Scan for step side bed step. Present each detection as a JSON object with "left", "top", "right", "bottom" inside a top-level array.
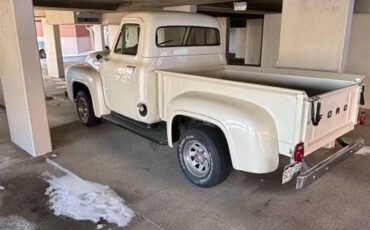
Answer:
[{"left": 102, "top": 113, "right": 168, "bottom": 145}]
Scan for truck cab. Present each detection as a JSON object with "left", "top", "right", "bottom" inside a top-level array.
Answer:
[{"left": 95, "top": 12, "right": 226, "bottom": 124}]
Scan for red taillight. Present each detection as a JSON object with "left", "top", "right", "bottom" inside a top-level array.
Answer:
[
  {"left": 359, "top": 112, "right": 366, "bottom": 125},
  {"left": 294, "top": 142, "right": 304, "bottom": 162}
]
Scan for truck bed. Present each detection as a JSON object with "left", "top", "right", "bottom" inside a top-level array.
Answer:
[
  {"left": 156, "top": 66, "right": 363, "bottom": 156},
  {"left": 188, "top": 66, "right": 360, "bottom": 97}
]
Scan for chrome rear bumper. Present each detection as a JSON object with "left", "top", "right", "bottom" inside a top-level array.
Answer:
[{"left": 296, "top": 138, "right": 364, "bottom": 190}]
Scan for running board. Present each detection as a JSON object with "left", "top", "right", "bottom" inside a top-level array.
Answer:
[{"left": 102, "top": 114, "right": 168, "bottom": 145}]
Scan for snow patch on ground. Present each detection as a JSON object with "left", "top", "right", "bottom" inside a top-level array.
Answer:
[
  {"left": 0, "top": 215, "right": 36, "bottom": 230},
  {"left": 0, "top": 155, "right": 18, "bottom": 174},
  {"left": 96, "top": 224, "right": 105, "bottom": 229},
  {"left": 43, "top": 159, "right": 135, "bottom": 228},
  {"left": 356, "top": 146, "right": 370, "bottom": 155}
]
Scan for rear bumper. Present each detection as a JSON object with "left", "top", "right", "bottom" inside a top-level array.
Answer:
[{"left": 296, "top": 138, "right": 364, "bottom": 190}]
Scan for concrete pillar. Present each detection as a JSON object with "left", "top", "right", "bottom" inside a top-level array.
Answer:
[
  {"left": 0, "top": 81, "right": 4, "bottom": 107},
  {"left": 235, "top": 28, "right": 246, "bottom": 58},
  {"left": 163, "top": 5, "right": 197, "bottom": 13},
  {"left": 0, "top": 0, "right": 52, "bottom": 156},
  {"left": 216, "top": 17, "right": 229, "bottom": 55},
  {"left": 244, "top": 19, "right": 263, "bottom": 65},
  {"left": 108, "top": 25, "right": 120, "bottom": 49},
  {"left": 42, "top": 19, "right": 65, "bottom": 78},
  {"left": 277, "top": 0, "right": 354, "bottom": 72},
  {"left": 93, "top": 24, "right": 105, "bottom": 51},
  {"left": 229, "top": 28, "right": 236, "bottom": 54},
  {"left": 261, "top": 14, "right": 282, "bottom": 68}
]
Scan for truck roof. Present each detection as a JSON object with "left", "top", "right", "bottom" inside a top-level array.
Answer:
[{"left": 122, "top": 11, "right": 220, "bottom": 28}]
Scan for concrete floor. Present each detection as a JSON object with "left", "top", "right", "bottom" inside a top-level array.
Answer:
[
  {"left": 1, "top": 102, "right": 370, "bottom": 229},
  {"left": 41, "top": 56, "right": 84, "bottom": 128},
  {"left": 43, "top": 77, "right": 79, "bottom": 129}
]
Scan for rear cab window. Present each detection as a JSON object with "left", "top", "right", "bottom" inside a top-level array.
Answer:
[{"left": 156, "top": 26, "right": 220, "bottom": 47}]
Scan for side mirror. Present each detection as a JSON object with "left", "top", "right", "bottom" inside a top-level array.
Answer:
[{"left": 93, "top": 54, "right": 103, "bottom": 66}]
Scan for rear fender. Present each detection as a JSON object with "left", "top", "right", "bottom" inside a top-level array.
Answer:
[{"left": 167, "top": 92, "right": 279, "bottom": 174}]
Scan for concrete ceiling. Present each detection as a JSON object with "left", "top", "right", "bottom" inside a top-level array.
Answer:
[
  {"left": 198, "top": 0, "right": 282, "bottom": 15},
  {"left": 33, "top": 0, "right": 282, "bottom": 12}
]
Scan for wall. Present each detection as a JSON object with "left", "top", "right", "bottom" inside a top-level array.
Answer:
[
  {"left": 244, "top": 19, "right": 263, "bottom": 65},
  {"left": 60, "top": 37, "right": 78, "bottom": 55},
  {"left": 45, "top": 10, "right": 75, "bottom": 25},
  {"left": 345, "top": 13, "right": 370, "bottom": 108},
  {"left": 354, "top": 0, "right": 370, "bottom": 13},
  {"left": 261, "top": 14, "right": 281, "bottom": 68},
  {"left": 234, "top": 28, "right": 246, "bottom": 58},
  {"left": 61, "top": 25, "right": 91, "bottom": 55},
  {"left": 216, "top": 17, "right": 228, "bottom": 54},
  {"left": 102, "top": 12, "right": 127, "bottom": 25},
  {"left": 108, "top": 25, "right": 120, "bottom": 49},
  {"left": 163, "top": 5, "right": 197, "bottom": 12},
  {"left": 77, "top": 37, "right": 92, "bottom": 53},
  {"left": 229, "top": 28, "right": 236, "bottom": 54},
  {"left": 35, "top": 22, "right": 43, "bottom": 36},
  {"left": 278, "top": 0, "right": 354, "bottom": 72},
  {"left": 35, "top": 22, "right": 92, "bottom": 55},
  {"left": 260, "top": 13, "right": 370, "bottom": 108},
  {"left": 0, "top": 80, "right": 4, "bottom": 107}
]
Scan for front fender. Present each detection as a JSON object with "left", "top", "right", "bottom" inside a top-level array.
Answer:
[
  {"left": 167, "top": 92, "right": 279, "bottom": 174},
  {"left": 66, "top": 64, "right": 110, "bottom": 117}
]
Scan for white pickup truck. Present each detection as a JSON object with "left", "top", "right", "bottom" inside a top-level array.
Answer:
[{"left": 66, "top": 11, "right": 365, "bottom": 189}]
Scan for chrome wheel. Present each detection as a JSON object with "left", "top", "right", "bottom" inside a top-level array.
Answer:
[
  {"left": 77, "top": 97, "right": 89, "bottom": 122},
  {"left": 183, "top": 140, "right": 211, "bottom": 178}
]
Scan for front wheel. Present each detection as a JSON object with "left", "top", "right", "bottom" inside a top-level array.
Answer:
[
  {"left": 76, "top": 91, "right": 101, "bottom": 126},
  {"left": 177, "top": 126, "right": 231, "bottom": 188}
]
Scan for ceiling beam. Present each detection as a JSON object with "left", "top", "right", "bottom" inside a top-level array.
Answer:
[
  {"left": 197, "top": 5, "right": 278, "bottom": 15},
  {"left": 33, "top": 0, "right": 120, "bottom": 10}
]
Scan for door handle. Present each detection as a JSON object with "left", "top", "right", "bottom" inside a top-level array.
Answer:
[
  {"left": 117, "top": 66, "right": 136, "bottom": 75},
  {"left": 126, "top": 65, "right": 136, "bottom": 69}
]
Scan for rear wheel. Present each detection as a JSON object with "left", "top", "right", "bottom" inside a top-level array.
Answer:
[
  {"left": 76, "top": 90, "right": 101, "bottom": 126},
  {"left": 177, "top": 126, "right": 231, "bottom": 188}
]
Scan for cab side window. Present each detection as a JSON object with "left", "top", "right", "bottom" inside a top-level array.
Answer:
[{"left": 114, "top": 24, "right": 140, "bottom": 56}]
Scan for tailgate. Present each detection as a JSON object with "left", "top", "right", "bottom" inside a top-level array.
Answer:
[{"left": 304, "top": 84, "right": 361, "bottom": 154}]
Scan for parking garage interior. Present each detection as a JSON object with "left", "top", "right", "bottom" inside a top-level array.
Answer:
[{"left": 1, "top": 0, "right": 370, "bottom": 229}]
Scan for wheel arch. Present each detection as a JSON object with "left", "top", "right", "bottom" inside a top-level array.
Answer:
[
  {"left": 66, "top": 64, "right": 110, "bottom": 117},
  {"left": 72, "top": 82, "right": 89, "bottom": 99},
  {"left": 166, "top": 92, "right": 279, "bottom": 174},
  {"left": 169, "top": 111, "right": 237, "bottom": 167}
]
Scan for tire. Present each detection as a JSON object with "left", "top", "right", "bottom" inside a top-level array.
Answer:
[
  {"left": 177, "top": 126, "right": 231, "bottom": 188},
  {"left": 39, "top": 49, "right": 46, "bottom": 59},
  {"left": 76, "top": 90, "right": 101, "bottom": 126}
]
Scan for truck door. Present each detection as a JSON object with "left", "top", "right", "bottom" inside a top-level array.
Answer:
[{"left": 101, "top": 21, "right": 141, "bottom": 119}]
